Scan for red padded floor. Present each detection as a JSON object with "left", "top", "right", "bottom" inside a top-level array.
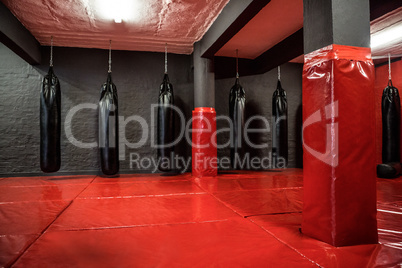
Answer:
[
  {"left": 14, "top": 219, "right": 317, "bottom": 268},
  {"left": 0, "top": 170, "right": 401, "bottom": 267}
]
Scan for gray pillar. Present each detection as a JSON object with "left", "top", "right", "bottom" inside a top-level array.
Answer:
[
  {"left": 302, "top": 0, "right": 377, "bottom": 247},
  {"left": 193, "top": 41, "right": 215, "bottom": 108},
  {"left": 303, "top": 0, "right": 370, "bottom": 54}
]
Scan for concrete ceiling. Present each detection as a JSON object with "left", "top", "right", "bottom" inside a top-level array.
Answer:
[
  {"left": 0, "top": 0, "right": 230, "bottom": 54},
  {"left": 0, "top": 0, "right": 400, "bottom": 69}
]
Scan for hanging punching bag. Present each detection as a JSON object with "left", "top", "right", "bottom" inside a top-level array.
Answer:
[
  {"left": 272, "top": 79, "right": 288, "bottom": 168},
  {"left": 157, "top": 73, "right": 175, "bottom": 171},
  {"left": 382, "top": 80, "right": 400, "bottom": 163},
  {"left": 377, "top": 80, "right": 401, "bottom": 178},
  {"left": 229, "top": 77, "right": 245, "bottom": 168},
  {"left": 99, "top": 58, "right": 119, "bottom": 176},
  {"left": 40, "top": 66, "right": 61, "bottom": 173}
]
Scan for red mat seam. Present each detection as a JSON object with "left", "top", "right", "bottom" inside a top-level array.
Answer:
[
  {"left": 192, "top": 178, "right": 321, "bottom": 265},
  {"left": 76, "top": 192, "right": 208, "bottom": 200},
  {"left": 244, "top": 211, "right": 302, "bottom": 218},
  {"left": 45, "top": 219, "right": 232, "bottom": 232},
  {"left": 247, "top": 217, "right": 323, "bottom": 268},
  {"left": 208, "top": 186, "right": 303, "bottom": 194},
  {"left": 92, "top": 179, "right": 191, "bottom": 184},
  {"left": 8, "top": 175, "right": 97, "bottom": 267},
  {"left": 0, "top": 183, "right": 92, "bottom": 188},
  {"left": 192, "top": 179, "right": 248, "bottom": 219}
]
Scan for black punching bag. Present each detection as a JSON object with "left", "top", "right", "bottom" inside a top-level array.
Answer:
[
  {"left": 157, "top": 73, "right": 175, "bottom": 171},
  {"left": 99, "top": 72, "right": 119, "bottom": 175},
  {"left": 40, "top": 66, "right": 61, "bottom": 172},
  {"left": 377, "top": 80, "right": 401, "bottom": 178},
  {"left": 229, "top": 76, "right": 245, "bottom": 168},
  {"left": 382, "top": 80, "right": 400, "bottom": 163},
  {"left": 272, "top": 79, "right": 288, "bottom": 168}
]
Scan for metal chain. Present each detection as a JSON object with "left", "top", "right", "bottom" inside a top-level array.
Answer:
[
  {"left": 108, "top": 40, "right": 112, "bottom": 73},
  {"left": 278, "top": 65, "right": 281, "bottom": 81},
  {"left": 165, "top": 43, "right": 168, "bottom": 74},
  {"left": 50, "top": 36, "right": 53, "bottom": 67},
  {"left": 236, "top": 49, "right": 239, "bottom": 78},
  {"left": 388, "top": 53, "right": 391, "bottom": 81}
]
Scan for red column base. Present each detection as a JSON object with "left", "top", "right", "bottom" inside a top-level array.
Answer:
[
  {"left": 192, "top": 107, "right": 217, "bottom": 178},
  {"left": 302, "top": 44, "right": 378, "bottom": 246}
]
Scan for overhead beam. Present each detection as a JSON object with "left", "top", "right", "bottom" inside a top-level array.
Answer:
[
  {"left": 215, "top": 0, "right": 402, "bottom": 79},
  {"left": 200, "top": 0, "right": 271, "bottom": 59},
  {"left": 214, "top": 56, "right": 255, "bottom": 79},
  {"left": 0, "top": 1, "right": 41, "bottom": 65},
  {"left": 215, "top": 29, "right": 303, "bottom": 79},
  {"left": 254, "top": 28, "right": 304, "bottom": 74}
]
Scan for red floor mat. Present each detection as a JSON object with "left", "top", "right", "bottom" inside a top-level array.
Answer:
[
  {"left": 0, "top": 175, "right": 95, "bottom": 187},
  {"left": 249, "top": 213, "right": 402, "bottom": 267},
  {"left": 92, "top": 173, "right": 192, "bottom": 183},
  {"left": 0, "top": 184, "right": 91, "bottom": 203},
  {"left": 49, "top": 194, "right": 239, "bottom": 231},
  {"left": 213, "top": 188, "right": 303, "bottom": 217},
  {"left": 0, "top": 200, "right": 70, "bottom": 235},
  {"left": 377, "top": 202, "right": 402, "bottom": 246},
  {"left": 0, "top": 170, "right": 401, "bottom": 267},
  {"left": 79, "top": 180, "right": 205, "bottom": 199},
  {"left": 377, "top": 177, "right": 402, "bottom": 203},
  {"left": 14, "top": 219, "right": 317, "bottom": 268},
  {"left": 0, "top": 234, "right": 38, "bottom": 268},
  {"left": 194, "top": 174, "right": 303, "bottom": 192}
]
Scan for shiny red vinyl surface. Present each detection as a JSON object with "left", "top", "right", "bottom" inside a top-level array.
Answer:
[
  {"left": 302, "top": 44, "right": 378, "bottom": 246},
  {"left": 192, "top": 107, "right": 218, "bottom": 178},
  {"left": 0, "top": 171, "right": 401, "bottom": 267}
]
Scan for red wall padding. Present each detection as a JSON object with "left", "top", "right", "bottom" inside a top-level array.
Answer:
[
  {"left": 302, "top": 44, "right": 378, "bottom": 246},
  {"left": 375, "top": 60, "right": 402, "bottom": 164},
  {"left": 192, "top": 107, "right": 217, "bottom": 178}
]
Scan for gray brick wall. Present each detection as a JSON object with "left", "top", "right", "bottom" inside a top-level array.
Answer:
[
  {"left": 0, "top": 43, "right": 302, "bottom": 176},
  {"left": 215, "top": 63, "right": 303, "bottom": 168},
  {"left": 0, "top": 44, "right": 194, "bottom": 175}
]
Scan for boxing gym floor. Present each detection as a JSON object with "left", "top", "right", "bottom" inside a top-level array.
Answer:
[{"left": 0, "top": 169, "right": 401, "bottom": 267}]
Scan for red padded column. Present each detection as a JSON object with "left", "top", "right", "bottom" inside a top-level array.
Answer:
[
  {"left": 192, "top": 107, "right": 217, "bottom": 178},
  {"left": 302, "top": 44, "right": 378, "bottom": 246}
]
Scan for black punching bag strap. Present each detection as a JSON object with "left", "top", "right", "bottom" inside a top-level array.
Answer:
[
  {"left": 40, "top": 36, "right": 61, "bottom": 173},
  {"left": 272, "top": 66, "right": 288, "bottom": 168},
  {"left": 99, "top": 40, "right": 119, "bottom": 175},
  {"left": 158, "top": 44, "right": 175, "bottom": 171},
  {"left": 229, "top": 49, "right": 246, "bottom": 169}
]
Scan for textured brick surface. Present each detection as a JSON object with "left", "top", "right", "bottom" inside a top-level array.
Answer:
[
  {"left": 0, "top": 44, "right": 302, "bottom": 175},
  {"left": 0, "top": 44, "right": 194, "bottom": 175}
]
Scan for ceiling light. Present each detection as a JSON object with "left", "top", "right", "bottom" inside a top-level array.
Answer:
[
  {"left": 371, "top": 22, "right": 402, "bottom": 49},
  {"left": 96, "top": 0, "right": 139, "bottom": 23}
]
